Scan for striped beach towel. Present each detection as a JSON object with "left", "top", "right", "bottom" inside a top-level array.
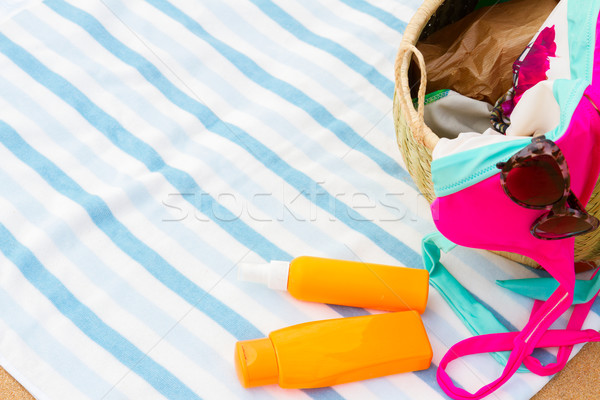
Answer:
[{"left": 0, "top": 0, "right": 593, "bottom": 399}]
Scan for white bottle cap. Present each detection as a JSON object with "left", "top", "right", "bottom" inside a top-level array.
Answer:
[{"left": 237, "top": 260, "right": 290, "bottom": 291}]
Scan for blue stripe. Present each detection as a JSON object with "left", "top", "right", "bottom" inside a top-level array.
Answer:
[
  {"left": 0, "top": 120, "right": 263, "bottom": 341},
  {"left": 0, "top": 66, "right": 351, "bottom": 340},
  {"left": 0, "top": 224, "right": 200, "bottom": 400},
  {"left": 77, "top": 0, "right": 416, "bottom": 196},
  {"left": 160, "top": 324, "right": 278, "bottom": 399},
  {"left": 0, "top": 170, "right": 278, "bottom": 399},
  {"left": 338, "top": 0, "right": 407, "bottom": 33},
  {"left": 0, "top": 116, "right": 342, "bottom": 400},
  {"left": 0, "top": 30, "right": 288, "bottom": 265},
  {"left": 241, "top": 0, "right": 395, "bottom": 97},
  {"left": 327, "top": 304, "right": 371, "bottom": 317},
  {"left": 290, "top": 0, "right": 397, "bottom": 62},
  {"left": 151, "top": 0, "right": 390, "bottom": 126},
  {"left": 0, "top": 73, "right": 249, "bottom": 276},
  {"left": 141, "top": 0, "right": 405, "bottom": 180},
  {"left": 0, "top": 149, "right": 339, "bottom": 400},
  {"left": 41, "top": 0, "right": 423, "bottom": 269},
  {"left": 412, "top": 364, "right": 449, "bottom": 397},
  {"left": 303, "top": 388, "right": 347, "bottom": 400},
  {"left": 0, "top": 287, "right": 118, "bottom": 398},
  {"left": 0, "top": 171, "right": 179, "bottom": 334},
  {"left": 8, "top": 11, "right": 358, "bottom": 264}
]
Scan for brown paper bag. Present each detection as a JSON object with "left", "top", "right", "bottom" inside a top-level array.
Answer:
[{"left": 415, "top": 0, "right": 559, "bottom": 104}]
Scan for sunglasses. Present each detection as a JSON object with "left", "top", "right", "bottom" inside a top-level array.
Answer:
[{"left": 496, "top": 135, "right": 599, "bottom": 240}]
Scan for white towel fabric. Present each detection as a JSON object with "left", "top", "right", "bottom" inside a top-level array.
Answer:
[{"left": 0, "top": 1, "right": 591, "bottom": 399}]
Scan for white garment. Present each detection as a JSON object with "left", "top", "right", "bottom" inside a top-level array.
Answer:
[
  {"left": 432, "top": 128, "right": 526, "bottom": 160},
  {"left": 506, "top": 81, "right": 562, "bottom": 136},
  {"left": 422, "top": 90, "right": 493, "bottom": 139}
]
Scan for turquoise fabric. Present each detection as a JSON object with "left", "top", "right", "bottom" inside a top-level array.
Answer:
[
  {"left": 431, "top": 0, "right": 600, "bottom": 197},
  {"left": 422, "top": 232, "right": 527, "bottom": 372},
  {"left": 497, "top": 273, "right": 600, "bottom": 304},
  {"left": 551, "top": 79, "right": 588, "bottom": 140},
  {"left": 432, "top": 138, "right": 529, "bottom": 197}
]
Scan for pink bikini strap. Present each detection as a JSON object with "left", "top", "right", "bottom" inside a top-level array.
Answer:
[
  {"left": 523, "top": 293, "right": 597, "bottom": 375},
  {"left": 519, "top": 269, "right": 599, "bottom": 376},
  {"left": 437, "top": 286, "right": 600, "bottom": 399},
  {"left": 438, "top": 328, "right": 600, "bottom": 399}
]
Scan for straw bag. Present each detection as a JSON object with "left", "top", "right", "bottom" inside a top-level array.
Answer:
[
  {"left": 393, "top": 0, "right": 600, "bottom": 269},
  {"left": 397, "top": 1, "right": 600, "bottom": 397}
]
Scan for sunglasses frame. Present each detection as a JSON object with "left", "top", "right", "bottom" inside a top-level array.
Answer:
[{"left": 496, "top": 136, "right": 599, "bottom": 240}]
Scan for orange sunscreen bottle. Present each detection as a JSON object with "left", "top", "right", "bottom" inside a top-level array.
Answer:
[
  {"left": 238, "top": 256, "right": 429, "bottom": 313},
  {"left": 235, "top": 310, "right": 432, "bottom": 388}
]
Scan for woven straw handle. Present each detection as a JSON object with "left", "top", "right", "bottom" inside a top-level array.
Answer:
[
  {"left": 395, "top": 43, "right": 438, "bottom": 148},
  {"left": 398, "top": 44, "right": 427, "bottom": 129},
  {"left": 394, "top": 0, "right": 444, "bottom": 150}
]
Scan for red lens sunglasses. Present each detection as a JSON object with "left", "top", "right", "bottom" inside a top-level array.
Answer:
[{"left": 496, "top": 135, "right": 599, "bottom": 240}]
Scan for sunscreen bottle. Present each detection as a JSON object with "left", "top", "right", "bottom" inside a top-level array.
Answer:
[
  {"left": 235, "top": 311, "right": 432, "bottom": 388},
  {"left": 238, "top": 256, "right": 429, "bottom": 313}
]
